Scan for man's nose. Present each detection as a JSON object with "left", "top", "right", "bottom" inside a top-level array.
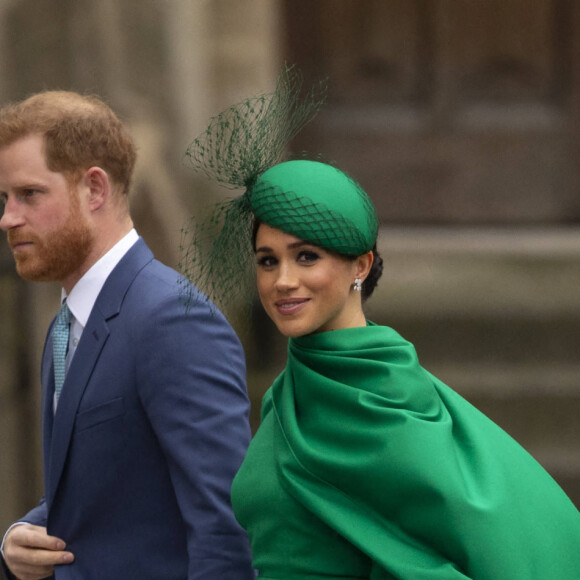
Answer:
[{"left": 0, "top": 198, "right": 25, "bottom": 231}]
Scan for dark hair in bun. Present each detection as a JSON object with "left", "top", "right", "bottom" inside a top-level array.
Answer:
[{"left": 361, "top": 245, "right": 383, "bottom": 302}]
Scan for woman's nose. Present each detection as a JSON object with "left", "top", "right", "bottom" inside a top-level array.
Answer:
[{"left": 274, "top": 263, "right": 299, "bottom": 290}]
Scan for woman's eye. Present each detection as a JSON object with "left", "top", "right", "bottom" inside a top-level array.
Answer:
[
  {"left": 297, "top": 250, "right": 319, "bottom": 264},
  {"left": 257, "top": 255, "right": 277, "bottom": 268}
]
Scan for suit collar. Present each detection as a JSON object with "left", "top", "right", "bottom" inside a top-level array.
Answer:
[
  {"left": 91, "top": 237, "right": 153, "bottom": 320},
  {"left": 64, "top": 229, "right": 140, "bottom": 327}
]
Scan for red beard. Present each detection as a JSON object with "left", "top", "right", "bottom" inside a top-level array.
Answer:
[{"left": 7, "top": 198, "right": 94, "bottom": 284}]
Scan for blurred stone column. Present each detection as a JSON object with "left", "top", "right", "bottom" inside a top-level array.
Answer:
[{"left": 0, "top": 268, "right": 56, "bottom": 533}]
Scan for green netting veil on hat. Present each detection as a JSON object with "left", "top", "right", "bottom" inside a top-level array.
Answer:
[
  {"left": 180, "top": 66, "right": 378, "bottom": 313},
  {"left": 251, "top": 160, "right": 378, "bottom": 255}
]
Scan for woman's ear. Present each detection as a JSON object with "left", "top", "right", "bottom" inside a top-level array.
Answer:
[
  {"left": 83, "top": 166, "right": 111, "bottom": 212},
  {"left": 355, "top": 250, "right": 374, "bottom": 281}
]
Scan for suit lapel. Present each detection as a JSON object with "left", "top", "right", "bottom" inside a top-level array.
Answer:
[
  {"left": 44, "top": 238, "right": 154, "bottom": 504},
  {"left": 46, "top": 317, "right": 110, "bottom": 502},
  {"left": 41, "top": 330, "right": 55, "bottom": 497}
]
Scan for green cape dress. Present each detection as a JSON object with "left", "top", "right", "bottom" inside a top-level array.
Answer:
[{"left": 232, "top": 323, "right": 580, "bottom": 579}]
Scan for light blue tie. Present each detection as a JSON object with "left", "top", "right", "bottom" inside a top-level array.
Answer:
[{"left": 52, "top": 302, "right": 71, "bottom": 401}]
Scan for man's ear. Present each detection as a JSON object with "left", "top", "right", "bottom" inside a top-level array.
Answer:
[
  {"left": 83, "top": 166, "right": 110, "bottom": 212},
  {"left": 355, "top": 250, "right": 374, "bottom": 282}
]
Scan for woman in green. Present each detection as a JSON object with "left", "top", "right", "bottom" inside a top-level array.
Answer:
[{"left": 184, "top": 69, "right": 580, "bottom": 579}]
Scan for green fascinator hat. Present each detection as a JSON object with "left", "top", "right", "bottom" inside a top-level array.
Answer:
[
  {"left": 251, "top": 159, "right": 378, "bottom": 256},
  {"left": 181, "top": 66, "right": 378, "bottom": 312}
]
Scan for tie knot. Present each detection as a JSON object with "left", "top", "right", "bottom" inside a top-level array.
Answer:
[{"left": 56, "top": 302, "right": 72, "bottom": 325}]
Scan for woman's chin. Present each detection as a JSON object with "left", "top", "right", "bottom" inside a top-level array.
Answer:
[{"left": 272, "top": 320, "right": 312, "bottom": 339}]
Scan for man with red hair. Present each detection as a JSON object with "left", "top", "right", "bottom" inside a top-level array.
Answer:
[{"left": 0, "top": 91, "right": 253, "bottom": 579}]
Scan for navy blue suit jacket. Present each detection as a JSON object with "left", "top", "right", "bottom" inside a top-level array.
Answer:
[{"left": 9, "top": 239, "right": 253, "bottom": 579}]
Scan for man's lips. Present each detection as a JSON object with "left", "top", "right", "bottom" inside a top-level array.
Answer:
[
  {"left": 9, "top": 240, "right": 33, "bottom": 252},
  {"left": 274, "top": 298, "right": 310, "bottom": 315},
  {"left": 7, "top": 232, "right": 35, "bottom": 252}
]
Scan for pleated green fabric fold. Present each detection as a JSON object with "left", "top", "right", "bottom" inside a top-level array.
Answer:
[{"left": 257, "top": 323, "right": 580, "bottom": 578}]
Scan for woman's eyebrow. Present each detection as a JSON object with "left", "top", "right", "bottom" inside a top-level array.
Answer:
[
  {"left": 288, "top": 241, "right": 317, "bottom": 251},
  {"left": 255, "top": 246, "right": 273, "bottom": 253},
  {"left": 255, "top": 240, "right": 314, "bottom": 253}
]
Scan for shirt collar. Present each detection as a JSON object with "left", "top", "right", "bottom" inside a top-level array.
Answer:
[{"left": 62, "top": 229, "right": 139, "bottom": 327}]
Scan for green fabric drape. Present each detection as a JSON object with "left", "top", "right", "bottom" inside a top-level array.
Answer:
[{"left": 254, "top": 323, "right": 580, "bottom": 578}]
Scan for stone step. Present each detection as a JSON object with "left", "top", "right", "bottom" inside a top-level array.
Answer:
[
  {"left": 370, "top": 226, "right": 580, "bottom": 320},
  {"left": 427, "top": 363, "right": 580, "bottom": 396},
  {"left": 438, "top": 366, "right": 580, "bottom": 460},
  {"left": 389, "top": 315, "right": 580, "bottom": 366}
]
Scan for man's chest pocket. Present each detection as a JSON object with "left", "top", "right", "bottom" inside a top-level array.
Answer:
[{"left": 74, "top": 397, "right": 126, "bottom": 433}]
